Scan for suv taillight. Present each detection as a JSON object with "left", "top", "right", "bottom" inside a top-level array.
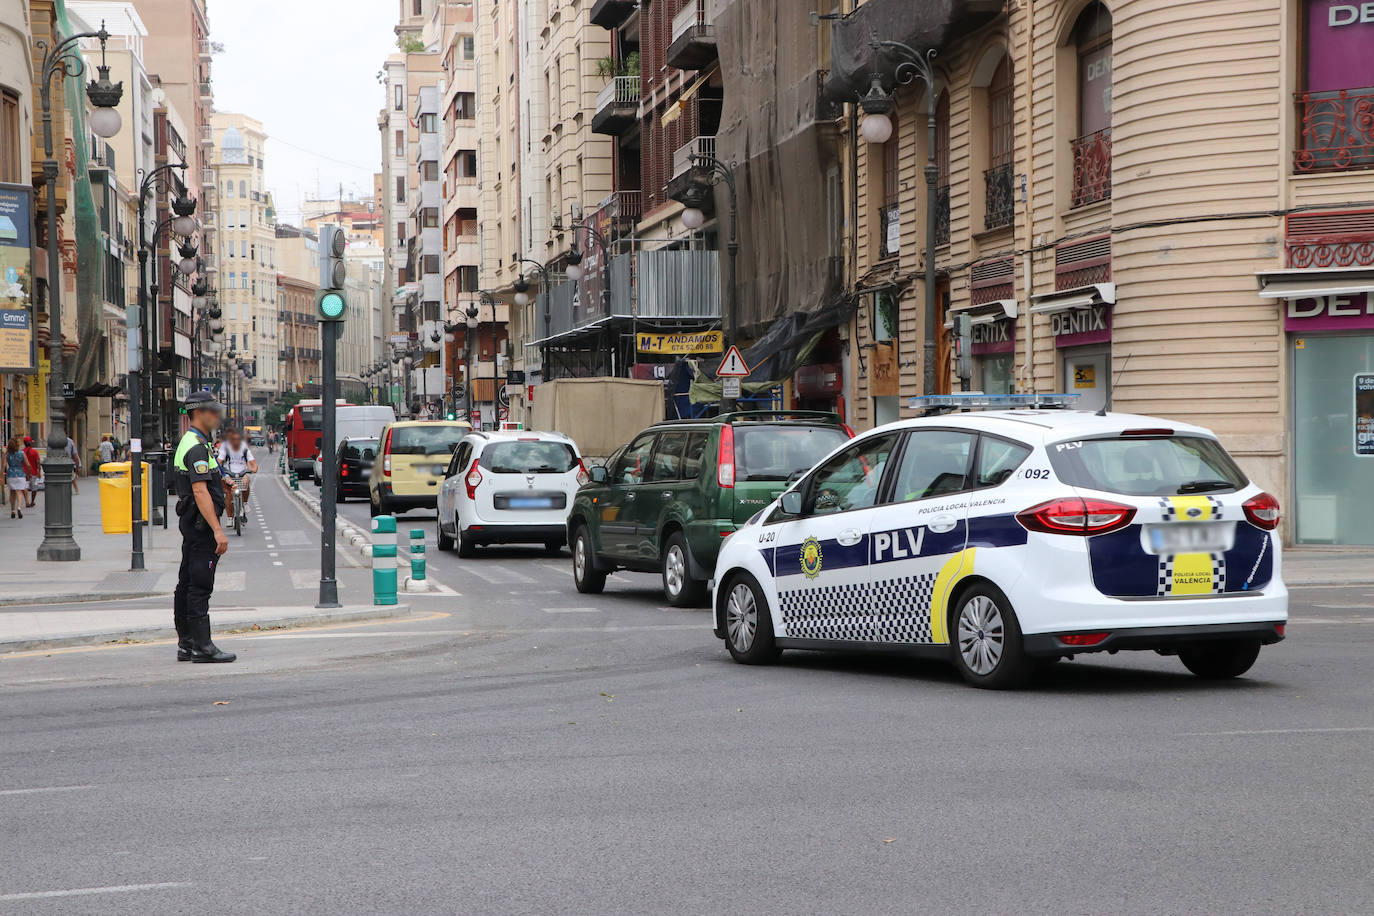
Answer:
[
  {"left": 1243, "top": 492, "right": 1281, "bottom": 530},
  {"left": 1016, "top": 497, "right": 1135, "bottom": 536},
  {"left": 841, "top": 423, "right": 856, "bottom": 438},
  {"left": 576, "top": 460, "right": 590, "bottom": 487},
  {"left": 717, "top": 425, "right": 735, "bottom": 489},
  {"left": 464, "top": 459, "right": 483, "bottom": 500}
]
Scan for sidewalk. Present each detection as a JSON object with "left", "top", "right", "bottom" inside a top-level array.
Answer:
[
  {"left": 1282, "top": 547, "right": 1374, "bottom": 587},
  {"left": 0, "top": 481, "right": 180, "bottom": 605}
]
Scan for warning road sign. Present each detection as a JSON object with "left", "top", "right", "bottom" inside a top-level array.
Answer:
[{"left": 716, "top": 345, "right": 750, "bottom": 377}]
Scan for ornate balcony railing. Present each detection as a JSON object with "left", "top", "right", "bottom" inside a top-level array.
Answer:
[
  {"left": 1071, "top": 128, "right": 1112, "bottom": 209},
  {"left": 1295, "top": 87, "right": 1374, "bottom": 173},
  {"left": 984, "top": 163, "right": 1014, "bottom": 230},
  {"left": 935, "top": 184, "right": 950, "bottom": 247}
]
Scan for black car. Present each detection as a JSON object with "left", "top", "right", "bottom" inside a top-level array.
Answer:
[{"left": 336, "top": 437, "right": 379, "bottom": 502}]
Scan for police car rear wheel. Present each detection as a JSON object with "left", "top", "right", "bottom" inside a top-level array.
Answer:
[
  {"left": 950, "top": 585, "right": 1031, "bottom": 689},
  {"left": 723, "top": 574, "right": 780, "bottom": 665},
  {"left": 1179, "top": 639, "right": 1261, "bottom": 679}
]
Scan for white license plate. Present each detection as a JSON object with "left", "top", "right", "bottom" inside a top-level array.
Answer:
[
  {"left": 1145, "top": 522, "right": 1234, "bottom": 555},
  {"left": 509, "top": 497, "right": 553, "bottom": 509}
]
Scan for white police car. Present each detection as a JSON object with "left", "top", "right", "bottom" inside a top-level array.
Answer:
[{"left": 711, "top": 407, "right": 1287, "bottom": 688}]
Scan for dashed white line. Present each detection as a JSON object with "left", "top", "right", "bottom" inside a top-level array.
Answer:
[
  {"left": 0, "top": 883, "right": 191, "bottom": 902},
  {"left": 1180, "top": 726, "right": 1374, "bottom": 737},
  {"left": 272, "top": 561, "right": 283, "bottom": 566},
  {"left": 0, "top": 784, "right": 94, "bottom": 797},
  {"left": 542, "top": 607, "right": 600, "bottom": 613}
]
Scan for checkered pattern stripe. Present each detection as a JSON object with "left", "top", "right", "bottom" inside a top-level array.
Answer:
[
  {"left": 1157, "top": 496, "right": 1226, "bottom": 521},
  {"left": 1156, "top": 555, "right": 1172, "bottom": 596},
  {"left": 1212, "top": 554, "right": 1226, "bottom": 594},
  {"left": 779, "top": 573, "right": 939, "bottom": 644}
]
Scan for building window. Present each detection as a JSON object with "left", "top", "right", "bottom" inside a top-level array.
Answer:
[
  {"left": 1070, "top": 3, "right": 1112, "bottom": 208},
  {"left": 396, "top": 221, "right": 405, "bottom": 242},
  {"left": 0, "top": 90, "right": 18, "bottom": 183},
  {"left": 935, "top": 91, "right": 950, "bottom": 247},
  {"left": 419, "top": 113, "right": 437, "bottom": 134},
  {"left": 421, "top": 161, "right": 439, "bottom": 181},
  {"left": 396, "top": 177, "right": 405, "bottom": 203},
  {"left": 395, "top": 129, "right": 404, "bottom": 157},
  {"left": 454, "top": 92, "right": 475, "bottom": 119},
  {"left": 463, "top": 36, "right": 475, "bottom": 60},
  {"left": 225, "top": 180, "right": 234, "bottom": 197},
  {"left": 985, "top": 57, "right": 1015, "bottom": 230},
  {"left": 422, "top": 208, "right": 439, "bottom": 228},
  {"left": 1295, "top": 0, "right": 1374, "bottom": 172},
  {"left": 422, "top": 254, "right": 440, "bottom": 275},
  {"left": 394, "top": 84, "right": 404, "bottom": 111},
  {"left": 239, "top": 179, "right": 247, "bottom": 197},
  {"left": 879, "top": 114, "right": 900, "bottom": 260}
]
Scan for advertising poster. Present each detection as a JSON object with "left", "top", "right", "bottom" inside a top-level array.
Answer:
[
  {"left": 636, "top": 330, "right": 723, "bottom": 355},
  {"left": 1356, "top": 373, "right": 1374, "bottom": 457},
  {"left": 0, "top": 184, "right": 35, "bottom": 373}
]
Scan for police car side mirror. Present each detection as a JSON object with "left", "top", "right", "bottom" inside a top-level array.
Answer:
[
  {"left": 589, "top": 466, "right": 608, "bottom": 484},
  {"left": 780, "top": 490, "right": 804, "bottom": 516}
]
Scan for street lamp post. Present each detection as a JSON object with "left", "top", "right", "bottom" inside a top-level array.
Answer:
[
  {"left": 674, "top": 154, "right": 739, "bottom": 411},
  {"left": 34, "top": 22, "right": 123, "bottom": 561},
  {"left": 860, "top": 41, "right": 940, "bottom": 399},
  {"left": 464, "top": 301, "right": 479, "bottom": 424},
  {"left": 479, "top": 291, "right": 500, "bottom": 427}
]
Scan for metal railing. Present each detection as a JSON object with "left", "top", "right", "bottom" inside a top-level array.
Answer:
[
  {"left": 984, "top": 162, "right": 1014, "bottom": 230},
  {"left": 1070, "top": 128, "right": 1112, "bottom": 208},
  {"left": 672, "top": 135, "right": 715, "bottom": 178},
  {"left": 595, "top": 190, "right": 643, "bottom": 226},
  {"left": 672, "top": 0, "right": 709, "bottom": 43},
  {"left": 1295, "top": 86, "right": 1374, "bottom": 173},
  {"left": 595, "top": 76, "right": 640, "bottom": 114}
]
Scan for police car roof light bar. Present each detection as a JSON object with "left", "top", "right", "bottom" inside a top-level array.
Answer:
[{"left": 906, "top": 393, "right": 1081, "bottom": 415}]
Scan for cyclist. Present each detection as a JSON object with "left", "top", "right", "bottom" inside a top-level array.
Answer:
[{"left": 216, "top": 428, "right": 258, "bottom": 524}]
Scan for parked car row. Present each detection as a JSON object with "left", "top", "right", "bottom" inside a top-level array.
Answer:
[{"left": 327, "top": 408, "right": 1290, "bottom": 691}]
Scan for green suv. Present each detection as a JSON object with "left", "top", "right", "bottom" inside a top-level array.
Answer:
[{"left": 568, "top": 411, "right": 853, "bottom": 606}]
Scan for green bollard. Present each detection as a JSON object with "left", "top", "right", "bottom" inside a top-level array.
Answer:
[
  {"left": 409, "top": 528, "right": 426, "bottom": 584},
  {"left": 372, "top": 516, "right": 398, "bottom": 605}
]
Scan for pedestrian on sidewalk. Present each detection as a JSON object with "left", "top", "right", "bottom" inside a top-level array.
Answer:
[
  {"left": 96, "top": 434, "right": 114, "bottom": 472},
  {"left": 21, "top": 436, "right": 40, "bottom": 508},
  {"left": 171, "top": 391, "right": 236, "bottom": 663},
  {"left": 65, "top": 436, "right": 81, "bottom": 494},
  {"left": 5, "top": 437, "right": 27, "bottom": 518}
]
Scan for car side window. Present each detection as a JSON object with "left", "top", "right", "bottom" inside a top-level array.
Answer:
[
  {"left": 649, "top": 432, "right": 687, "bottom": 482},
  {"left": 681, "top": 432, "right": 707, "bottom": 479},
  {"left": 448, "top": 442, "right": 471, "bottom": 478},
  {"left": 613, "top": 434, "right": 657, "bottom": 485},
  {"left": 805, "top": 434, "right": 898, "bottom": 516},
  {"left": 973, "top": 436, "right": 1032, "bottom": 488},
  {"left": 890, "top": 430, "right": 977, "bottom": 502}
]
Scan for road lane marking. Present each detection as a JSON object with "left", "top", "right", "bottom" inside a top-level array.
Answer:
[
  {"left": 0, "top": 785, "right": 94, "bottom": 796},
  {"left": 272, "top": 561, "right": 283, "bottom": 566},
  {"left": 1180, "top": 726, "right": 1374, "bottom": 737},
  {"left": 0, "top": 883, "right": 191, "bottom": 901},
  {"left": 542, "top": 607, "right": 600, "bottom": 613}
]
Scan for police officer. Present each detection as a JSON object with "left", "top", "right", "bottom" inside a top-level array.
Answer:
[{"left": 172, "top": 392, "right": 236, "bottom": 663}]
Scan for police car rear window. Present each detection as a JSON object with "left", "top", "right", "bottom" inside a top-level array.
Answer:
[{"left": 1048, "top": 435, "right": 1248, "bottom": 497}]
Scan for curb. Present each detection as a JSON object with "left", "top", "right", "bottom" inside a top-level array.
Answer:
[
  {"left": 0, "top": 603, "right": 413, "bottom": 655},
  {"left": 0, "top": 590, "right": 166, "bottom": 608}
]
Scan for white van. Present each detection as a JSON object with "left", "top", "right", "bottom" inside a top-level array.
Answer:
[{"left": 313, "top": 406, "right": 397, "bottom": 482}]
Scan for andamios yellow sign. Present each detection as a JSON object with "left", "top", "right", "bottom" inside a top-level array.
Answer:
[{"left": 636, "top": 330, "right": 723, "bottom": 355}]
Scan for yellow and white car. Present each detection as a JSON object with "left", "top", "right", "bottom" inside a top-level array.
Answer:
[
  {"left": 711, "top": 408, "right": 1287, "bottom": 688},
  {"left": 368, "top": 420, "right": 471, "bottom": 516}
]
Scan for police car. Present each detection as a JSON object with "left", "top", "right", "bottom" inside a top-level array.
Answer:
[{"left": 710, "top": 403, "right": 1287, "bottom": 688}]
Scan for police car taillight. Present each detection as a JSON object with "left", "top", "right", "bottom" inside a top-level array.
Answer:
[
  {"left": 1016, "top": 497, "right": 1135, "bottom": 535},
  {"left": 717, "top": 425, "right": 736, "bottom": 489},
  {"left": 1243, "top": 492, "right": 1281, "bottom": 530},
  {"left": 464, "top": 459, "right": 483, "bottom": 500}
]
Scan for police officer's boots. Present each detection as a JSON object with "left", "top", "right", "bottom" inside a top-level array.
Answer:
[
  {"left": 176, "top": 616, "right": 194, "bottom": 662},
  {"left": 188, "top": 618, "right": 237, "bottom": 663}
]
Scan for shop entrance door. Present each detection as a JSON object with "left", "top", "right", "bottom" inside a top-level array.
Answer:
[
  {"left": 1293, "top": 334, "right": 1374, "bottom": 545},
  {"left": 1062, "top": 345, "right": 1110, "bottom": 411}
]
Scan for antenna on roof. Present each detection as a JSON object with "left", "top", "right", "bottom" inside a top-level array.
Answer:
[{"left": 1096, "top": 352, "right": 1132, "bottom": 416}]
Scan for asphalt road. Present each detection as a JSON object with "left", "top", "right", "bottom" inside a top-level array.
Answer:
[{"left": 2, "top": 481, "right": 1372, "bottom": 914}]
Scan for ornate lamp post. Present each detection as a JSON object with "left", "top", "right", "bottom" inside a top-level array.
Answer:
[
  {"left": 859, "top": 40, "right": 939, "bottom": 399},
  {"left": 34, "top": 22, "right": 123, "bottom": 560},
  {"left": 463, "top": 301, "right": 480, "bottom": 423},
  {"left": 673, "top": 153, "right": 739, "bottom": 410}
]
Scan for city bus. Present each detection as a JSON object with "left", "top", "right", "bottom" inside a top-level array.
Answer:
[{"left": 284, "top": 399, "right": 351, "bottom": 479}]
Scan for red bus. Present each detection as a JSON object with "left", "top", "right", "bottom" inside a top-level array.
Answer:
[{"left": 284, "top": 399, "right": 350, "bottom": 479}]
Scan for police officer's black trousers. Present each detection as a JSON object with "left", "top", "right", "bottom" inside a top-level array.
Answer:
[{"left": 174, "top": 513, "right": 220, "bottom": 629}]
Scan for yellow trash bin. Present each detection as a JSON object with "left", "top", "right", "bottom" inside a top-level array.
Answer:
[{"left": 98, "top": 461, "right": 150, "bottom": 534}]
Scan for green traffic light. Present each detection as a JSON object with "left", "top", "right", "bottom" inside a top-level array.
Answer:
[
  {"left": 320, "top": 292, "right": 345, "bottom": 319},
  {"left": 446, "top": 412, "right": 455, "bottom": 420}
]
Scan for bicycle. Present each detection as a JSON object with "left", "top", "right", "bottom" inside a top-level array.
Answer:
[{"left": 226, "top": 471, "right": 249, "bottom": 536}]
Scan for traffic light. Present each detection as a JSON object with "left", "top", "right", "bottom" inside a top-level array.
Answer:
[{"left": 315, "top": 224, "right": 347, "bottom": 322}]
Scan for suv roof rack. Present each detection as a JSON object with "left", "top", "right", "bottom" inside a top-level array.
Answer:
[
  {"left": 906, "top": 393, "right": 1081, "bottom": 416},
  {"left": 715, "top": 410, "right": 843, "bottom": 424}
]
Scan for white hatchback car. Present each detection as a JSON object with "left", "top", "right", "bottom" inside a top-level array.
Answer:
[
  {"left": 436, "top": 430, "right": 588, "bottom": 557},
  {"left": 711, "top": 409, "right": 1287, "bottom": 688}
]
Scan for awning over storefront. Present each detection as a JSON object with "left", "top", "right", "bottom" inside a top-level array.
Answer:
[
  {"left": 1255, "top": 268, "right": 1374, "bottom": 299},
  {"left": 946, "top": 298, "right": 1017, "bottom": 328},
  {"left": 1029, "top": 283, "right": 1116, "bottom": 315}
]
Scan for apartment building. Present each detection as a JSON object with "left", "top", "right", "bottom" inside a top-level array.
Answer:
[
  {"left": 0, "top": 0, "right": 39, "bottom": 444},
  {"left": 132, "top": 0, "right": 214, "bottom": 211},
  {"left": 210, "top": 112, "right": 279, "bottom": 418},
  {"left": 275, "top": 225, "right": 321, "bottom": 393}
]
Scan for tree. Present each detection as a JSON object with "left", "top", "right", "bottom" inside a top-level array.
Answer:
[{"left": 265, "top": 390, "right": 303, "bottom": 428}]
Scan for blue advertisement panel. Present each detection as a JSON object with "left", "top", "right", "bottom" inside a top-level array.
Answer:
[{"left": 0, "top": 183, "right": 35, "bottom": 373}]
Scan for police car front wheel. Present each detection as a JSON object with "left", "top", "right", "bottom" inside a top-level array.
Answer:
[
  {"left": 949, "top": 584, "right": 1031, "bottom": 689},
  {"left": 723, "top": 574, "right": 780, "bottom": 665}
]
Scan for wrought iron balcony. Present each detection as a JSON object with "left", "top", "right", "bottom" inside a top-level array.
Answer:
[
  {"left": 592, "top": 76, "right": 640, "bottom": 135},
  {"left": 936, "top": 184, "right": 950, "bottom": 247},
  {"left": 672, "top": 135, "right": 715, "bottom": 179},
  {"left": 667, "top": 0, "right": 716, "bottom": 70},
  {"left": 1295, "top": 87, "right": 1374, "bottom": 173},
  {"left": 984, "top": 162, "right": 1014, "bottom": 230},
  {"left": 1071, "top": 128, "right": 1112, "bottom": 208}
]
